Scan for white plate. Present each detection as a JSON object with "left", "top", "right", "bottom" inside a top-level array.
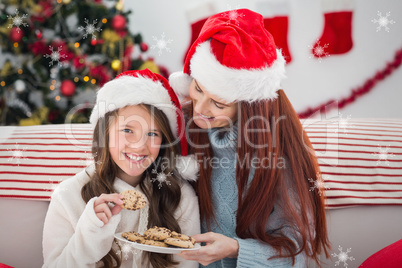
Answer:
[{"left": 114, "top": 232, "right": 201, "bottom": 254}]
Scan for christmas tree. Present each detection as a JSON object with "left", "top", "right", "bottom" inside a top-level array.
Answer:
[{"left": 0, "top": 0, "right": 168, "bottom": 125}]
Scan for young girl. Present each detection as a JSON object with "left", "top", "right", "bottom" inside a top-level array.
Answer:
[
  {"left": 169, "top": 9, "right": 330, "bottom": 267},
  {"left": 42, "top": 69, "right": 200, "bottom": 268}
]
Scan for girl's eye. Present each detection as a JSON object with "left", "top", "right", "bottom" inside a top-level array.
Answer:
[
  {"left": 195, "top": 86, "right": 202, "bottom": 93},
  {"left": 122, "top": 129, "right": 132, "bottom": 133}
]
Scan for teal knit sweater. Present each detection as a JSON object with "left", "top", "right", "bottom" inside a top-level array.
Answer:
[{"left": 202, "top": 123, "right": 307, "bottom": 268}]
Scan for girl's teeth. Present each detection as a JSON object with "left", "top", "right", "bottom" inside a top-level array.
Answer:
[{"left": 126, "top": 154, "right": 145, "bottom": 161}]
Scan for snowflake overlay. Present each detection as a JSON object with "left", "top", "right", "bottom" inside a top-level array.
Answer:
[
  {"left": 372, "top": 145, "right": 394, "bottom": 166},
  {"left": 333, "top": 113, "right": 353, "bottom": 134},
  {"left": 331, "top": 245, "right": 355, "bottom": 267},
  {"left": 78, "top": 18, "right": 102, "bottom": 40},
  {"left": 308, "top": 172, "right": 330, "bottom": 196},
  {"left": 7, "top": 143, "right": 28, "bottom": 165},
  {"left": 79, "top": 151, "right": 102, "bottom": 166},
  {"left": 7, "top": 9, "right": 28, "bottom": 32},
  {"left": 115, "top": 240, "right": 139, "bottom": 261},
  {"left": 151, "top": 33, "right": 172, "bottom": 56},
  {"left": 224, "top": 7, "right": 244, "bottom": 25},
  {"left": 372, "top": 11, "right": 396, "bottom": 32},
  {"left": 151, "top": 165, "right": 172, "bottom": 189},
  {"left": 309, "top": 40, "right": 330, "bottom": 62},
  {"left": 43, "top": 46, "right": 66, "bottom": 67}
]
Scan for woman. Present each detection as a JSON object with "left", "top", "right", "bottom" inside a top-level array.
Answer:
[{"left": 169, "top": 9, "right": 330, "bottom": 267}]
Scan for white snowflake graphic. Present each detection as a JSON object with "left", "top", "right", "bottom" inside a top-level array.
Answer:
[
  {"left": 151, "top": 33, "right": 172, "bottom": 56},
  {"left": 151, "top": 165, "right": 172, "bottom": 189},
  {"left": 79, "top": 151, "right": 101, "bottom": 166},
  {"left": 116, "top": 240, "right": 138, "bottom": 260},
  {"left": 7, "top": 9, "right": 28, "bottom": 32},
  {"left": 78, "top": 18, "right": 102, "bottom": 40},
  {"left": 372, "top": 11, "right": 396, "bottom": 32},
  {"left": 309, "top": 40, "right": 330, "bottom": 62},
  {"left": 224, "top": 7, "right": 244, "bottom": 25},
  {"left": 308, "top": 172, "right": 330, "bottom": 196},
  {"left": 331, "top": 245, "right": 355, "bottom": 267},
  {"left": 7, "top": 143, "right": 28, "bottom": 165},
  {"left": 372, "top": 145, "right": 394, "bottom": 166},
  {"left": 46, "top": 179, "right": 63, "bottom": 192},
  {"left": 43, "top": 46, "right": 66, "bottom": 67},
  {"left": 333, "top": 113, "right": 353, "bottom": 134}
]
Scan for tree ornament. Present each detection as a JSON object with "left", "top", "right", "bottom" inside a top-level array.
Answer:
[
  {"left": 111, "top": 14, "right": 126, "bottom": 31},
  {"left": 60, "top": 80, "right": 76, "bottom": 97},
  {"left": 35, "top": 29, "right": 43, "bottom": 39},
  {"left": 14, "top": 80, "right": 26, "bottom": 93},
  {"left": 63, "top": 0, "right": 72, "bottom": 4},
  {"left": 9, "top": 27, "right": 24, "bottom": 43},
  {"left": 140, "top": 42, "right": 148, "bottom": 52},
  {"left": 111, "top": 59, "right": 121, "bottom": 71},
  {"left": 115, "top": 0, "right": 124, "bottom": 11}
]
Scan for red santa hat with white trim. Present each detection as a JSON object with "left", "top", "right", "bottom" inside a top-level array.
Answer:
[
  {"left": 89, "top": 68, "right": 199, "bottom": 181},
  {"left": 169, "top": 8, "right": 286, "bottom": 103}
]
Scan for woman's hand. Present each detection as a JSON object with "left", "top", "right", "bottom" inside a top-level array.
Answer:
[
  {"left": 177, "top": 232, "right": 239, "bottom": 266},
  {"left": 93, "top": 193, "right": 124, "bottom": 225}
]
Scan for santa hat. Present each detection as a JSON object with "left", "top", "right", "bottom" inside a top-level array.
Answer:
[
  {"left": 89, "top": 69, "right": 199, "bottom": 181},
  {"left": 169, "top": 8, "right": 286, "bottom": 103}
]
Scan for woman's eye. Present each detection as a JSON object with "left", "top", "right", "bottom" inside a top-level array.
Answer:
[
  {"left": 195, "top": 86, "right": 202, "bottom": 93},
  {"left": 214, "top": 102, "right": 225, "bottom": 109},
  {"left": 147, "top": 132, "right": 159, "bottom": 137}
]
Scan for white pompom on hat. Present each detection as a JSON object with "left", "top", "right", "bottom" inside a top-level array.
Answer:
[
  {"left": 169, "top": 8, "right": 286, "bottom": 103},
  {"left": 89, "top": 69, "right": 199, "bottom": 181}
]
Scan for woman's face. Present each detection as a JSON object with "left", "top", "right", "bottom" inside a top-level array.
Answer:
[
  {"left": 109, "top": 105, "right": 162, "bottom": 186},
  {"left": 189, "top": 79, "right": 238, "bottom": 129}
]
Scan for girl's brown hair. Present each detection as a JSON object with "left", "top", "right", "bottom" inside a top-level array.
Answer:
[
  {"left": 186, "top": 89, "right": 330, "bottom": 266},
  {"left": 81, "top": 104, "right": 182, "bottom": 268}
]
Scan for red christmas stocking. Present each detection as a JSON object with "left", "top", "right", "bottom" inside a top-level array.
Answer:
[
  {"left": 312, "top": 0, "right": 354, "bottom": 58},
  {"left": 183, "top": 2, "right": 216, "bottom": 64},
  {"left": 257, "top": 0, "right": 292, "bottom": 63}
]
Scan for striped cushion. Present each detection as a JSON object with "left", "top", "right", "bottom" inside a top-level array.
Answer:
[
  {"left": 0, "top": 124, "right": 92, "bottom": 200},
  {"left": 0, "top": 119, "right": 401, "bottom": 208},
  {"left": 303, "top": 119, "right": 402, "bottom": 208}
]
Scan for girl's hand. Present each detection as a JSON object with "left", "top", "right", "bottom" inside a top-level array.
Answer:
[
  {"left": 93, "top": 193, "right": 124, "bottom": 225},
  {"left": 177, "top": 232, "right": 239, "bottom": 266}
]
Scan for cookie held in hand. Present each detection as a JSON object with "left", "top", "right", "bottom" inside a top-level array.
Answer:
[{"left": 120, "top": 189, "right": 146, "bottom": 210}]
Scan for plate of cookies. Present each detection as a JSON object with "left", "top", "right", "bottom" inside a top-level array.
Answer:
[{"left": 115, "top": 226, "right": 201, "bottom": 254}]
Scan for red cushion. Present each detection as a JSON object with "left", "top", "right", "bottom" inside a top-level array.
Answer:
[
  {"left": 359, "top": 239, "right": 402, "bottom": 268},
  {"left": 0, "top": 263, "right": 14, "bottom": 268}
]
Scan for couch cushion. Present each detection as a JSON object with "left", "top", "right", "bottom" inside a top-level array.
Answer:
[
  {"left": 0, "top": 119, "right": 401, "bottom": 208},
  {"left": 0, "top": 124, "right": 91, "bottom": 200},
  {"left": 303, "top": 118, "right": 402, "bottom": 208}
]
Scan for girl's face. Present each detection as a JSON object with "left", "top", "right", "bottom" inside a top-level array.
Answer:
[
  {"left": 189, "top": 79, "right": 238, "bottom": 129},
  {"left": 109, "top": 105, "right": 162, "bottom": 186}
]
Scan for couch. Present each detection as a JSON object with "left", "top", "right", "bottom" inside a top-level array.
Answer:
[{"left": 1, "top": 118, "right": 402, "bottom": 268}]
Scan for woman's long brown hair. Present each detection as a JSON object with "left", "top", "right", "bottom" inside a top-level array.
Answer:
[
  {"left": 81, "top": 105, "right": 182, "bottom": 268},
  {"left": 186, "top": 90, "right": 330, "bottom": 266}
]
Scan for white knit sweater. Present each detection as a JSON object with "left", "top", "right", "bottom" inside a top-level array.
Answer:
[{"left": 42, "top": 167, "right": 200, "bottom": 268}]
